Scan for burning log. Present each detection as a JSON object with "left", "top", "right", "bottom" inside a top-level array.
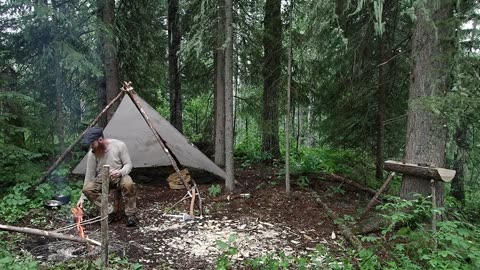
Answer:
[{"left": 0, "top": 224, "right": 101, "bottom": 246}]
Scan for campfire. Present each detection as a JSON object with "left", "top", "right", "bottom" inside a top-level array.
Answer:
[{"left": 71, "top": 207, "right": 85, "bottom": 239}]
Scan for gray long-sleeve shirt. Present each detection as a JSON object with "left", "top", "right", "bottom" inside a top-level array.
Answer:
[{"left": 80, "top": 139, "right": 132, "bottom": 200}]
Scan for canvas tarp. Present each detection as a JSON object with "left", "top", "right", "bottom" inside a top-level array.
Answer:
[{"left": 72, "top": 94, "right": 226, "bottom": 179}]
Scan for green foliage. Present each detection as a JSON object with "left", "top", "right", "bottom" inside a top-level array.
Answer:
[
  {"left": 354, "top": 196, "right": 480, "bottom": 269},
  {"left": 0, "top": 246, "right": 38, "bottom": 270},
  {"left": 216, "top": 234, "right": 239, "bottom": 270},
  {"left": 0, "top": 182, "right": 35, "bottom": 223},
  {"left": 290, "top": 147, "right": 372, "bottom": 179},
  {"left": 296, "top": 175, "right": 310, "bottom": 189},
  {"left": 327, "top": 185, "right": 346, "bottom": 196},
  {"left": 0, "top": 143, "right": 42, "bottom": 186},
  {"left": 0, "top": 180, "right": 82, "bottom": 224},
  {"left": 208, "top": 184, "right": 222, "bottom": 197}
]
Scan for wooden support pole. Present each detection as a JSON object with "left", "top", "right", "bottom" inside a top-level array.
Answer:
[
  {"left": 101, "top": 165, "right": 110, "bottom": 267},
  {"left": 31, "top": 90, "right": 125, "bottom": 195},
  {"left": 122, "top": 82, "right": 203, "bottom": 215},
  {"left": 361, "top": 172, "right": 396, "bottom": 218},
  {"left": 0, "top": 224, "right": 101, "bottom": 246}
]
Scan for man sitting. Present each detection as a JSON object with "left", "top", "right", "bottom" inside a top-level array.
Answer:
[{"left": 76, "top": 127, "right": 137, "bottom": 226}]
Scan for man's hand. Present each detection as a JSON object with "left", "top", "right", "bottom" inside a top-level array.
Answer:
[
  {"left": 76, "top": 198, "right": 84, "bottom": 208},
  {"left": 111, "top": 170, "right": 122, "bottom": 178}
]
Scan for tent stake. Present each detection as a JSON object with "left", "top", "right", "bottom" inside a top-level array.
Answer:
[
  {"left": 122, "top": 82, "right": 203, "bottom": 215},
  {"left": 32, "top": 90, "right": 125, "bottom": 192}
]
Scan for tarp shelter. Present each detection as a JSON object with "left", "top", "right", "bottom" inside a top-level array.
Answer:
[{"left": 72, "top": 93, "right": 226, "bottom": 179}]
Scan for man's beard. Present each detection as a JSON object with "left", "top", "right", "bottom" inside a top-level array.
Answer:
[{"left": 92, "top": 143, "right": 106, "bottom": 155}]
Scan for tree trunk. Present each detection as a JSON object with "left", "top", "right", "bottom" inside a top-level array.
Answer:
[
  {"left": 55, "top": 50, "right": 65, "bottom": 153},
  {"left": 400, "top": 0, "right": 455, "bottom": 207},
  {"left": 224, "top": 0, "right": 235, "bottom": 192},
  {"left": 215, "top": 0, "right": 226, "bottom": 167},
  {"left": 168, "top": 0, "right": 183, "bottom": 132},
  {"left": 285, "top": 0, "right": 294, "bottom": 196},
  {"left": 451, "top": 123, "right": 467, "bottom": 203},
  {"left": 97, "top": 0, "right": 107, "bottom": 127},
  {"left": 103, "top": 0, "right": 119, "bottom": 121},
  {"left": 375, "top": 34, "right": 385, "bottom": 181},
  {"left": 52, "top": 0, "right": 64, "bottom": 153},
  {"left": 262, "top": 0, "right": 282, "bottom": 159}
]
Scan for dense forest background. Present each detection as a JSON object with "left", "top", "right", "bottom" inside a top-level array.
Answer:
[{"left": 1, "top": 0, "right": 480, "bottom": 268}]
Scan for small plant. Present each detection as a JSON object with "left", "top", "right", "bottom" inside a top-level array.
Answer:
[
  {"left": 216, "top": 234, "right": 238, "bottom": 270},
  {"left": 327, "top": 184, "right": 345, "bottom": 195},
  {"left": 208, "top": 184, "right": 222, "bottom": 197},
  {"left": 296, "top": 176, "right": 310, "bottom": 189}
]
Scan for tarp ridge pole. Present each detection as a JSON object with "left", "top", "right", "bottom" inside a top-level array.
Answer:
[
  {"left": 31, "top": 90, "right": 125, "bottom": 194},
  {"left": 122, "top": 82, "right": 203, "bottom": 215}
]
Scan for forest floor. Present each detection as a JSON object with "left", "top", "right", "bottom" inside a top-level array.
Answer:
[{"left": 16, "top": 164, "right": 373, "bottom": 269}]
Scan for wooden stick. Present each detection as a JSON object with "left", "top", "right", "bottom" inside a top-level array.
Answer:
[
  {"left": 122, "top": 82, "right": 204, "bottom": 215},
  {"left": 326, "top": 174, "right": 378, "bottom": 197},
  {"left": 33, "top": 90, "right": 125, "bottom": 191},
  {"left": 0, "top": 224, "right": 101, "bottom": 246},
  {"left": 312, "top": 192, "right": 363, "bottom": 250},
  {"left": 361, "top": 172, "right": 396, "bottom": 218},
  {"left": 189, "top": 189, "right": 196, "bottom": 217},
  {"left": 101, "top": 165, "right": 110, "bottom": 267}
]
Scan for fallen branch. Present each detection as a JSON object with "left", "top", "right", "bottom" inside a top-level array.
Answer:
[
  {"left": 311, "top": 192, "right": 363, "bottom": 250},
  {"left": 325, "top": 174, "right": 378, "bottom": 197},
  {"left": 361, "top": 172, "right": 396, "bottom": 219},
  {"left": 0, "top": 224, "right": 101, "bottom": 246},
  {"left": 207, "top": 193, "right": 251, "bottom": 203}
]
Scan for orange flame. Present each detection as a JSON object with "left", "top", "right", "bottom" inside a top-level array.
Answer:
[{"left": 72, "top": 207, "right": 86, "bottom": 238}]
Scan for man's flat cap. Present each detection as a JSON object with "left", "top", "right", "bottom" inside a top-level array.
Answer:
[{"left": 84, "top": 127, "right": 104, "bottom": 145}]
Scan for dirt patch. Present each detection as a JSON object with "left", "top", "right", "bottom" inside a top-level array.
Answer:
[{"left": 15, "top": 164, "right": 371, "bottom": 269}]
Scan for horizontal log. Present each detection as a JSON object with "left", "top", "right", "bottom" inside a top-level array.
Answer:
[
  {"left": 384, "top": 160, "right": 455, "bottom": 182},
  {"left": 0, "top": 223, "right": 101, "bottom": 246},
  {"left": 326, "top": 174, "right": 378, "bottom": 197}
]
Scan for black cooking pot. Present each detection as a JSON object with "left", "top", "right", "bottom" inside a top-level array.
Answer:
[
  {"left": 44, "top": 199, "right": 62, "bottom": 210},
  {"left": 52, "top": 194, "right": 70, "bottom": 205}
]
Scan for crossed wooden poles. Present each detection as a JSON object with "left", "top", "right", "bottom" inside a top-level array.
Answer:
[{"left": 33, "top": 81, "right": 203, "bottom": 215}]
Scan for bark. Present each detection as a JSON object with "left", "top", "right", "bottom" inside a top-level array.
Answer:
[
  {"left": 224, "top": 0, "right": 235, "bottom": 192},
  {"left": 451, "top": 123, "right": 467, "bottom": 202},
  {"left": 101, "top": 166, "right": 109, "bottom": 266},
  {"left": 103, "top": 0, "right": 119, "bottom": 121},
  {"left": 400, "top": 0, "right": 455, "bottom": 207},
  {"left": 52, "top": 0, "right": 65, "bottom": 153},
  {"left": 168, "top": 0, "right": 183, "bottom": 132},
  {"left": 97, "top": 0, "right": 107, "bottom": 127},
  {"left": 262, "top": 0, "right": 282, "bottom": 159},
  {"left": 285, "top": 0, "right": 293, "bottom": 196},
  {"left": 375, "top": 34, "right": 385, "bottom": 181},
  {"left": 0, "top": 224, "right": 101, "bottom": 246},
  {"left": 215, "top": 0, "right": 226, "bottom": 167}
]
